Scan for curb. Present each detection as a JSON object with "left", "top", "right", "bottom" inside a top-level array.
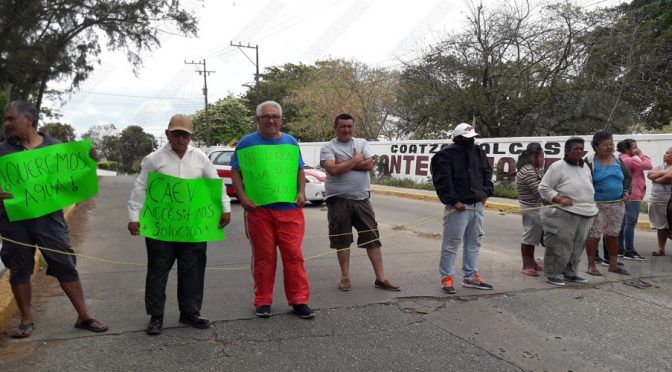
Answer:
[
  {"left": 0, "top": 205, "right": 76, "bottom": 334},
  {"left": 370, "top": 187, "right": 653, "bottom": 229}
]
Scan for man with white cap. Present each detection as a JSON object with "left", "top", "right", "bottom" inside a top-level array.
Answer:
[
  {"left": 128, "top": 114, "right": 231, "bottom": 335},
  {"left": 430, "top": 123, "right": 494, "bottom": 294}
]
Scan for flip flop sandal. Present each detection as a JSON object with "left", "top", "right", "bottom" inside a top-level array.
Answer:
[
  {"left": 338, "top": 279, "right": 351, "bottom": 291},
  {"left": 608, "top": 267, "right": 631, "bottom": 275},
  {"left": 652, "top": 251, "right": 665, "bottom": 256},
  {"left": 74, "top": 318, "right": 109, "bottom": 333},
  {"left": 11, "top": 323, "right": 35, "bottom": 338},
  {"left": 521, "top": 268, "right": 539, "bottom": 277},
  {"left": 586, "top": 268, "right": 603, "bottom": 276}
]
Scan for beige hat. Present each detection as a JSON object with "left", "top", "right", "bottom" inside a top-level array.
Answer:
[{"left": 167, "top": 114, "right": 194, "bottom": 134}]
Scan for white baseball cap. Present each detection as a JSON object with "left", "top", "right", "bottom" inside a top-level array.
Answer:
[{"left": 452, "top": 123, "right": 478, "bottom": 139}]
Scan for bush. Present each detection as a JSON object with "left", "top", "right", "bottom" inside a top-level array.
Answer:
[
  {"left": 493, "top": 181, "right": 519, "bottom": 199},
  {"left": 97, "top": 161, "right": 118, "bottom": 171},
  {"left": 371, "top": 175, "right": 435, "bottom": 191},
  {"left": 640, "top": 201, "right": 648, "bottom": 214}
]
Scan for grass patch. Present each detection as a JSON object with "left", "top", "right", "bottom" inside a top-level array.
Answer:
[
  {"left": 372, "top": 175, "right": 520, "bottom": 199},
  {"left": 371, "top": 175, "right": 435, "bottom": 190}
]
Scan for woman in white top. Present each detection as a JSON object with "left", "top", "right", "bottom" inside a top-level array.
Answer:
[{"left": 647, "top": 147, "right": 672, "bottom": 257}]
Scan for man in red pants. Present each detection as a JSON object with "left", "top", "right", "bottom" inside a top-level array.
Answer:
[{"left": 231, "top": 100, "right": 313, "bottom": 319}]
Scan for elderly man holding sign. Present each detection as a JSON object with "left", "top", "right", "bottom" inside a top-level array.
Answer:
[
  {"left": 128, "top": 114, "right": 231, "bottom": 335},
  {"left": 231, "top": 100, "right": 314, "bottom": 319},
  {"left": 0, "top": 101, "right": 107, "bottom": 338}
]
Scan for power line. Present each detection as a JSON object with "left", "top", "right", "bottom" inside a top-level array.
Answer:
[
  {"left": 230, "top": 41, "right": 260, "bottom": 104},
  {"left": 185, "top": 59, "right": 216, "bottom": 147},
  {"left": 78, "top": 90, "right": 201, "bottom": 100}
]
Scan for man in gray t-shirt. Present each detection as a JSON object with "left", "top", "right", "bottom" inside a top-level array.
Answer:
[{"left": 319, "top": 114, "right": 399, "bottom": 292}]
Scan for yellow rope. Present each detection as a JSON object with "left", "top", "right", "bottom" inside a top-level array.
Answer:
[{"left": 0, "top": 199, "right": 608, "bottom": 271}]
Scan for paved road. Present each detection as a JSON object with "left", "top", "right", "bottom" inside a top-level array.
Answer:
[{"left": 1, "top": 176, "right": 671, "bottom": 371}]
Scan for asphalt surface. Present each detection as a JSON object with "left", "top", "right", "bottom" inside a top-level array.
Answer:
[{"left": 1, "top": 175, "right": 671, "bottom": 371}]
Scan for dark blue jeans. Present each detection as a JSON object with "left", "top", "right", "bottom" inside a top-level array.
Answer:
[{"left": 618, "top": 200, "right": 641, "bottom": 253}]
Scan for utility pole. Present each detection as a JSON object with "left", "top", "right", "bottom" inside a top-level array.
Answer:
[
  {"left": 185, "top": 59, "right": 215, "bottom": 147},
  {"left": 230, "top": 41, "right": 260, "bottom": 104}
]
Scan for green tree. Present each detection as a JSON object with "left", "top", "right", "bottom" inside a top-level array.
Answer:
[
  {"left": 101, "top": 134, "right": 121, "bottom": 163},
  {"left": 286, "top": 59, "right": 399, "bottom": 141},
  {"left": 191, "top": 96, "right": 254, "bottom": 146},
  {"left": 241, "top": 63, "right": 317, "bottom": 124},
  {"left": 117, "top": 125, "right": 156, "bottom": 174},
  {"left": 0, "top": 0, "right": 198, "bottom": 110},
  {"left": 580, "top": 0, "right": 672, "bottom": 130},
  {"left": 40, "top": 122, "right": 76, "bottom": 142},
  {"left": 81, "top": 124, "right": 118, "bottom": 160},
  {"left": 241, "top": 60, "right": 399, "bottom": 142},
  {"left": 395, "top": 1, "right": 635, "bottom": 138}
]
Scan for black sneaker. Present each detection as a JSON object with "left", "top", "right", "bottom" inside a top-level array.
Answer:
[
  {"left": 292, "top": 304, "right": 315, "bottom": 319},
  {"left": 624, "top": 251, "right": 646, "bottom": 261},
  {"left": 546, "top": 277, "right": 565, "bottom": 286},
  {"left": 146, "top": 315, "right": 163, "bottom": 335},
  {"left": 179, "top": 312, "right": 210, "bottom": 329},
  {"left": 441, "top": 276, "right": 456, "bottom": 294},
  {"left": 563, "top": 275, "right": 588, "bottom": 284},
  {"left": 601, "top": 260, "right": 624, "bottom": 267},
  {"left": 462, "top": 274, "right": 493, "bottom": 290},
  {"left": 594, "top": 256, "right": 605, "bottom": 264},
  {"left": 255, "top": 305, "right": 272, "bottom": 318},
  {"left": 617, "top": 249, "right": 625, "bottom": 257}
]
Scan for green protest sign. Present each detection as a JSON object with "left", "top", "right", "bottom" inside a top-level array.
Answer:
[
  {"left": 0, "top": 140, "right": 98, "bottom": 221},
  {"left": 236, "top": 144, "right": 299, "bottom": 205},
  {"left": 139, "top": 172, "right": 224, "bottom": 242}
]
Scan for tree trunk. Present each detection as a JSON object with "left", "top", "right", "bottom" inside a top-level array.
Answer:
[{"left": 35, "top": 72, "right": 49, "bottom": 114}]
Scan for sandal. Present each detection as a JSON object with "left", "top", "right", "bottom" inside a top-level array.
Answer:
[
  {"left": 10, "top": 322, "right": 35, "bottom": 338},
  {"left": 74, "top": 318, "right": 108, "bottom": 333},
  {"left": 652, "top": 251, "right": 665, "bottom": 257},
  {"left": 534, "top": 263, "right": 544, "bottom": 271},
  {"left": 521, "top": 268, "right": 539, "bottom": 277},
  {"left": 338, "top": 278, "right": 351, "bottom": 291},
  {"left": 586, "top": 267, "right": 603, "bottom": 276},
  {"left": 608, "top": 267, "right": 630, "bottom": 275}
]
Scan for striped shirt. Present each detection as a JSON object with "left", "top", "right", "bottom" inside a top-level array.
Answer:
[{"left": 515, "top": 164, "right": 543, "bottom": 206}]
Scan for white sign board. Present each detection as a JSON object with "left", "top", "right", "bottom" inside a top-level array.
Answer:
[{"left": 298, "top": 134, "right": 672, "bottom": 200}]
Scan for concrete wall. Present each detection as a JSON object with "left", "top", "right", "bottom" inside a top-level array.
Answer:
[{"left": 297, "top": 134, "right": 672, "bottom": 200}]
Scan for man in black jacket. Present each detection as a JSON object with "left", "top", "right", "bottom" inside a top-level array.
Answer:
[{"left": 430, "top": 123, "right": 494, "bottom": 294}]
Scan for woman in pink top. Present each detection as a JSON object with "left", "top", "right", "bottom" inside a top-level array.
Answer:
[{"left": 617, "top": 139, "right": 652, "bottom": 261}]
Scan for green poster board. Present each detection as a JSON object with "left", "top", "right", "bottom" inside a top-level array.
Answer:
[
  {"left": 236, "top": 144, "right": 299, "bottom": 205},
  {"left": 139, "top": 172, "right": 224, "bottom": 242},
  {"left": 0, "top": 140, "right": 98, "bottom": 221}
]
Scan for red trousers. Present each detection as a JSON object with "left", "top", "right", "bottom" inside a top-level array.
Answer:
[{"left": 245, "top": 208, "right": 310, "bottom": 306}]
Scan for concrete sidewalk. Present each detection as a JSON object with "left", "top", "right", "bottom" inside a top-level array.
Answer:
[{"left": 371, "top": 184, "right": 652, "bottom": 229}]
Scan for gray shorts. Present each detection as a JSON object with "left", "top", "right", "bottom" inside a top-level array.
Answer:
[
  {"left": 0, "top": 209, "right": 78, "bottom": 285},
  {"left": 648, "top": 201, "right": 669, "bottom": 230},
  {"left": 520, "top": 203, "right": 543, "bottom": 246},
  {"left": 326, "top": 197, "right": 381, "bottom": 249}
]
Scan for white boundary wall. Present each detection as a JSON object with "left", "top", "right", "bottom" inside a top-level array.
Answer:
[{"left": 209, "top": 133, "right": 672, "bottom": 201}]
